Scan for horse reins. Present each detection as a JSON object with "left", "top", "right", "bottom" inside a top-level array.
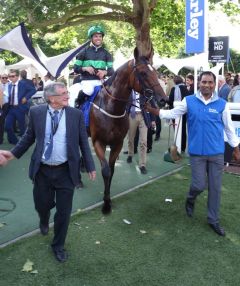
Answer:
[{"left": 92, "top": 59, "right": 157, "bottom": 117}]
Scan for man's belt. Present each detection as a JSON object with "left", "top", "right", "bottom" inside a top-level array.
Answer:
[{"left": 40, "top": 161, "right": 68, "bottom": 169}]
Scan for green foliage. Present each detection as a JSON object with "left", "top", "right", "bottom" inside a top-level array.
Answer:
[
  {"left": 150, "top": 0, "right": 185, "bottom": 57},
  {"left": 226, "top": 49, "right": 240, "bottom": 73}
]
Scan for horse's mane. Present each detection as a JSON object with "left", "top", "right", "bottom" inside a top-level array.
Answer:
[
  {"left": 103, "top": 56, "right": 150, "bottom": 88},
  {"left": 104, "top": 60, "right": 131, "bottom": 87}
]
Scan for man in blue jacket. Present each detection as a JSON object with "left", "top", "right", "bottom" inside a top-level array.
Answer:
[{"left": 145, "top": 71, "right": 240, "bottom": 236}]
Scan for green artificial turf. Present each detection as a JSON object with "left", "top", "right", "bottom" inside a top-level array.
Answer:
[{"left": 0, "top": 166, "right": 240, "bottom": 286}]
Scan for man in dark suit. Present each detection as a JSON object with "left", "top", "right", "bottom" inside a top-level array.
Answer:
[
  {"left": 0, "top": 82, "right": 96, "bottom": 262},
  {"left": 5, "top": 69, "right": 36, "bottom": 144}
]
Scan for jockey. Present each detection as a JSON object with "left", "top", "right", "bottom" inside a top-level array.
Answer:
[{"left": 74, "top": 25, "right": 114, "bottom": 106}]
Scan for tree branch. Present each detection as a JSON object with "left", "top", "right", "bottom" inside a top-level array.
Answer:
[
  {"left": 38, "top": 12, "right": 133, "bottom": 32},
  {"left": 149, "top": 0, "right": 158, "bottom": 13},
  {"left": 29, "top": 1, "right": 133, "bottom": 28}
]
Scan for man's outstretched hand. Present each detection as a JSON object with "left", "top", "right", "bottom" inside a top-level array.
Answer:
[
  {"left": 232, "top": 146, "right": 240, "bottom": 162},
  {"left": 0, "top": 150, "right": 14, "bottom": 166},
  {"left": 144, "top": 102, "right": 160, "bottom": 116}
]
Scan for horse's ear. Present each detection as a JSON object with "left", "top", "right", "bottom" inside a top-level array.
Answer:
[
  {"left": 134, "top": 47, "right": 139, "bottom": 61},
  {"left": 146, "top": 45, "right": 154, "bottom": 64}
]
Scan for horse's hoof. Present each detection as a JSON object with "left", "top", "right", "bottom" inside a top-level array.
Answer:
[{"left": 102, "top": 203, "right": 112, "bottom": 214}]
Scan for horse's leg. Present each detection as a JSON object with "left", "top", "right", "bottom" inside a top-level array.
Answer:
[
  {"left": 93, "top": 140, "right": 112, "bottom": 214},
  {"left": 108, "top": 143, "right": 123, "bottom": 190}
]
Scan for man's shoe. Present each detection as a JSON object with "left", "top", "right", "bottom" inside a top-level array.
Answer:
[
  {"left": 208, "top": 223, "right": 225, "bottom": 236},
  {"left": 127, "top": 156, "right": 132, "bottom": 163},
  {"left": 139, "top": 166, "right": 147, "bottom": 174},
  {"left": 123, "top": 151, "right": 128, "bottom": 154},
  {"left": 147, "top": 148, "right": 152, "bottom": 153},
  {"left": 185, "top": 199, "right": 194, "bottom": 217},
  {"left": 52, "top": 248, "right": 68, "bottom": 262},
  {"left": 154, "top": 136, "right": 160, "bottom": 141},
  {"left": 39, "top": 211, "right": 50, "bottom": 235}
]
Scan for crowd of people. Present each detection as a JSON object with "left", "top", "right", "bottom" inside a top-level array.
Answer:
[{"left": 0, "top": 25, "right": 240, "bottom": 263}]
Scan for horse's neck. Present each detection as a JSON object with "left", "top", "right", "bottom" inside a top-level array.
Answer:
[{"left": 110, "top": 61, "right": 133, "bottom": 99}]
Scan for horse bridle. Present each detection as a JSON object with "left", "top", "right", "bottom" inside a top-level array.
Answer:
[
  {"left": 92, "top": 59, "right": 159, "bottom": 117},
  {"left": 103, "top": 59, "right": 158, "bottom": 103},
  {"left": 130, "top": 59, "right": 160, "bottom": 106}
]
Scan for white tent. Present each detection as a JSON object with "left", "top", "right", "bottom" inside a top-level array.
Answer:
[
  {"left": 153, "top": 53, "right": 210, "bottom": 74},
  {"left": 6, "top": 58, "right": 47, "bottom": 78},
  {"left": 0, "top": 59, "right": 5, "bottom": 74}
]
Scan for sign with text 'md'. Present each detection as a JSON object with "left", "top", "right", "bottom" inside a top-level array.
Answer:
[
  {"left": 185, "top": 0, "right": 205, "bottom": 54},
  {"left": 208, "top": 36, "right": 229, "bottom": 63}
]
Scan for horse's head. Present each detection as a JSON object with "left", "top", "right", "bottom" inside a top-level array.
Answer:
[{"left": 130, "top": 47, "right": 168, "bottom": 107}]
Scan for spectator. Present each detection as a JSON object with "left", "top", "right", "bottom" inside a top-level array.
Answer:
[
  {"left": 5, "top": 69, "right": 36, "bottom": 144},
  {"left": 228, "top": 83, "right": 240, "bottom": 103},
  {"left": 37, "top": 77, "right": 44, "bottom": 91},
  {"left": 44, "top": 72, "right": 54, "bottom": 87},
  {"left": 232, "top": 74, "right": 239, "bottom": 87},
  {"left": 126, "top": 91, "right": 155, "bottom": 174},
  {"left": 145, "top": 71, "right": 240, "bottom": 236},
  {"left": 165, "top": 74, "right": 175, "bottom": 97},
  {"left": 168, "top": 75, "right": 189, "bottom": 153},
  {"left": 0, "top": 74, "right": 10, "bottom": 144},
  {"left": 32, "top": 78, "right": 38, "bottom": 90},
  {"left": 218, "top": 75, "right": 231, "bottom": 101},
  {"left": 186, "top": 74, "right": 194, "bottom": 95},
  {"left": 224, "top": 72, "right": 232, "bottom": 85}
]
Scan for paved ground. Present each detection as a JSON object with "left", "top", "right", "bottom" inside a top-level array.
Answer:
[
  {"left": 0, "top": 123, "right": 186, "bottom": 246},
  {"left": 224, "top": 163, "right": 240, "bottom": 175}
]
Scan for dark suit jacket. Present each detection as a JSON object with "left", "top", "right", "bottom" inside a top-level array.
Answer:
[
  {"left": 11, "top": 104, "right": 95, "bottom": 187},
  {"left": 8, "top": 80, "right": 36, "bottom": 111},
  {"left": 168, "top": 84, "right": 189, "bottom": 109}
]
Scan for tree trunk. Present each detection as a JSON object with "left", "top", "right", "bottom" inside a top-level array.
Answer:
[{"left": 132, "top": 0, "right": 156, "bottom": 59}]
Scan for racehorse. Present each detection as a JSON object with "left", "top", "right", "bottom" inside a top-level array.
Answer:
[{"left": 88, "top": 47, "right": 168, "bottom": 214}]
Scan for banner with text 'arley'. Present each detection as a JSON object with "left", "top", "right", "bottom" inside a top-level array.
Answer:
[{"left": 185, "top": 0, "right": 206, "bottom": 54}]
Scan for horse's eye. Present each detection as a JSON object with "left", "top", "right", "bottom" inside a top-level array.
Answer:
[{"left": 140, "top": 71, "right": 147, "bottom": 77}]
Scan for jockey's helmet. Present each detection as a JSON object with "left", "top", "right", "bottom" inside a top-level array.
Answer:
[{"left": 88, "top": 25, "right": 105, "bottom": 38}]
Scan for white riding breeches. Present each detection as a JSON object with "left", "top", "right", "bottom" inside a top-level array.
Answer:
[{"left": 81, "top": 80, "right": 102, "bottom": 96}]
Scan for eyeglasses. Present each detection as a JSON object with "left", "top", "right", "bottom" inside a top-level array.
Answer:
[
  {"left": 56, "top": 91, "right": 70, "bottom": 96},
  {"left": 1, "top": 77, "right": 8, "bottom": 79}
]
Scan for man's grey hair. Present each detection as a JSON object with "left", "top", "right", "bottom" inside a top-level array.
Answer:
[
  {"left": 218, "top": 75, "right": 226, "bottom": 82},
  {"left": 43, "top": 82, "right": 66, "bottom": 102}
]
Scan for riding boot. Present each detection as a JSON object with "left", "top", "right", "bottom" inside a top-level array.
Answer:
[{"left": 75, "top": 91, "right": 89, "bottom": 108}]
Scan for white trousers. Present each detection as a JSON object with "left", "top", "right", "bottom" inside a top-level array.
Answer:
[{"left": 81, "top": 80, "right": 102, "bottom": 96}]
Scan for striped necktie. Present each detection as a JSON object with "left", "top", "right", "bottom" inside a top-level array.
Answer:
[{"left": 43, "top": 110, "right": 59, "bottom": 160}]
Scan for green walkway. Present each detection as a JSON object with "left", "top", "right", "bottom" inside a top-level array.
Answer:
[{"left": 0, "top": 124, "right": 186, "bottom": 246}]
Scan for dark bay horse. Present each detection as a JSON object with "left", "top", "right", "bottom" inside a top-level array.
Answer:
[{"left": 89, "top": 48, "right": 167, "bottom": 213}]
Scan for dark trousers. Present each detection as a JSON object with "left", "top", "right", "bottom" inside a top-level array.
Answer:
[
  {"left": 0, "top": 103, "right": 8, "bottom": 144},
  {"left": 5, "top": 106, "right": 26, "bottom": 144},
  {"left": 33, "top": 163, "right": 74, "bottom": 250},
  {"left": 155, "top": 116, "right": 161, "bottom": 139}
]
